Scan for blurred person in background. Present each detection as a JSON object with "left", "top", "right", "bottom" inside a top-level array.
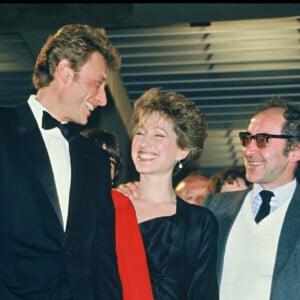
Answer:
[
  {"left": 175, "top": 173, "right": 210, "bottom": 205},
  {"left": 209, "top": 166, "right": 251, "bottom": 193},
  {"left": 81, "top": 128, "right": 123, "bottom": 187}
]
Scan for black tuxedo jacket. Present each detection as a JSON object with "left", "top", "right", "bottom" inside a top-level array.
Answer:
[{"left": 0, "top": 103, "right": 122, "bottom": 299}]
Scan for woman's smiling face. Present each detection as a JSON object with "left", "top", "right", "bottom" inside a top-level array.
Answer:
[{"left": 131, "top": 112, "right": 183, "bottom": 175}]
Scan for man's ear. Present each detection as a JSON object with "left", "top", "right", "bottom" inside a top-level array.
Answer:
[
  {"left": 289, "top": 146, "right": 300, "bottom": 163},
  {"left": 56, "top": 59, "right": 72, "bottom": 83}
]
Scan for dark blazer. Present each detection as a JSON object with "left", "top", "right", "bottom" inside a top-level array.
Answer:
[
  {"left": 204, "top": 184, "right": 300, "bottom": 300},
  {"left": 0, "top": 103, "right": 122, "bottom": 300}
]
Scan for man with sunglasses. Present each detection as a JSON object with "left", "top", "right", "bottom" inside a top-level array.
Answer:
[{"left": 204, "top": 97, "right": 300, "bottom": 300}]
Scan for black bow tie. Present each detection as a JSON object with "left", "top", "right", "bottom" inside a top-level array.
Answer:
[{"left": 42, "top": 111, "right": 82, "bottom": 142}]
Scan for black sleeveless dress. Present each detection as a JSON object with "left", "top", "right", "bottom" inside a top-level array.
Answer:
[{"left": 139, "top": 197, "right": 219, "bottom": 300}]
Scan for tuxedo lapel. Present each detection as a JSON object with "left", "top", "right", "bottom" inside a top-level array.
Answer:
[
  {"left": 65, "top": 135, "right": 113, "bottom": 244},
  {"left": 66, "top": 136, "right": 95, "bottom": 232},
  {"left": 17, "top": 104, "right": 64, "bottom": 228}
]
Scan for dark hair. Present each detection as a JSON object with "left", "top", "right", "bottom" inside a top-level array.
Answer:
[
  {"left": 252, "top": 97, "right": 300, "bottom": 177},
  {"left": 131, "top": 87, "right": 207, "bottom": 169},
  {"left": 81, "top": 128, "right": 123, "bottom": 186},
  {"left": 33, "top": 24, "right": 121, "bottom": 89},
  {"left": 209, "top": 166, "right": 250, "bottom": 193},
  {"left": 253, "top": 97, "right": 300, "bottom": 154}
]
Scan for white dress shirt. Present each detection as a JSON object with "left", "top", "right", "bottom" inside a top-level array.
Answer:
[{"left": 28, "top": 95, "right": 71, "bottom": 230}]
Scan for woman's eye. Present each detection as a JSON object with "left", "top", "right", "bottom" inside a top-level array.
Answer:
[{"left": 135, "top": 131, "right": 144, "bottom": 136}]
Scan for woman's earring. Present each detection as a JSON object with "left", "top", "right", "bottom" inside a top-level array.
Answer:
[{"left": 178, "top": 161, "right": 183, "bottom": 169}]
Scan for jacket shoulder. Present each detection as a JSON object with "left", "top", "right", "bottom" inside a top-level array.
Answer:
[
  {"left": 177, "top": 197, "right": 218, "bottom": 229},
  {"left": 111, "top": 189, "right": 133, "bottom": 211}
]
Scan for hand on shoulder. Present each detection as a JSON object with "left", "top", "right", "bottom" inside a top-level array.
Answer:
[{"left": 115, "top": 181, "right": 139, "bottom": 202}]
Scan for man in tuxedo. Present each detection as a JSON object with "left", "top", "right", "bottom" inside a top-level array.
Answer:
[
  {"left": 204, "top": 98, "right": 300, "bottom": 299},
  {"left": 0, "top": 24, "right": 122, "bottom": 299}
]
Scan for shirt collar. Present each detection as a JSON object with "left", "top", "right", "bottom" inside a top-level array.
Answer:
[
  {"left": 28, "top": 94, "right": 46, "bottom": 129},
  {"left": 252, "top": 179, "right": 297, "bottom": 206}
]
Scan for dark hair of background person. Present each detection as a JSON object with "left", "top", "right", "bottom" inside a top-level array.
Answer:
[
  {"left": 209, "top": 166, "right": 251, "bottom": 193},
  {"left": 81, "top": 127, "right": 123, "bottom": 187}
]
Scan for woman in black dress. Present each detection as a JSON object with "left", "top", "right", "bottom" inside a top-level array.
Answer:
[{"left": 119, "top": 87, "right": 219, "bottom": 299}]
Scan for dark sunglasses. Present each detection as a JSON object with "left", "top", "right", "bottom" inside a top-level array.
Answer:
[{"left": 239, "top": 132, "right": 298, "bottom": 148}]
